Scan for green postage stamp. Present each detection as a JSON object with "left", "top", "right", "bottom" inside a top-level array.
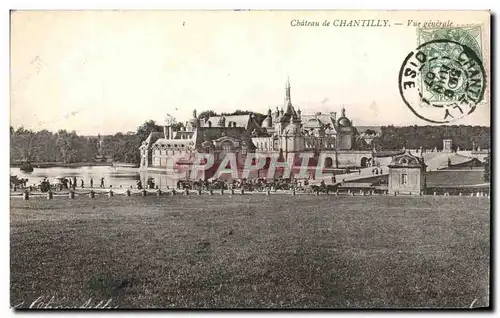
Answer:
[{"left": 398, "top": 25, "right": 487, "bottom": 123}]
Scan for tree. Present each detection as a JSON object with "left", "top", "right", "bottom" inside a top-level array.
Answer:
[
  {"left": 377, "top": 125, "right": 490, "bottom": 151},
  {"left": 364, "top": 129, "right": 378, "bottom": 135},
  {"left": 198, "top": 110, "right": 217, "bottom": 121},
  {"left": 55, "top": 130, "right": 82, "bottom": 163},
  {"left": 221, "top": 110, "right": 267, "bottom": 125},
  {"left": 136, "top": 120, "right": 162, "bottom": 143},
  {"left": 484, "top": 153, "right": 490, "bottom": 182},
  {"left": 171, "top": 122, "right": 185, "bottom": 132},
  {"left": 11, "top": 127, "right": 35, "bottom": 161}
]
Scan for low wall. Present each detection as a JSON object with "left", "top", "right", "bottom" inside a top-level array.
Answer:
[{"left": 11, "top": 187, "right": 490, "bottom": 199}]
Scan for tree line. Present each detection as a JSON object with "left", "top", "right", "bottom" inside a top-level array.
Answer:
[
  {"left": 10, "top": 127, "right": 99, "bottom": 163},
  {"left": 374, "top": 125, "right": 490, "bottom": 151}
]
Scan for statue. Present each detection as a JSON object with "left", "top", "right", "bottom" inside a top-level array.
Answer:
[
  {"left": 341, "top": 107, "right": 346, "bottom": 117},
  {"left": 193, "top": 109, "right": 197, "bottom": 118}
]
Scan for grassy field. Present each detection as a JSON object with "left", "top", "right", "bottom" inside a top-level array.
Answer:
[{"left": 10, "top": 195, "right": 490, "bottom": 309}]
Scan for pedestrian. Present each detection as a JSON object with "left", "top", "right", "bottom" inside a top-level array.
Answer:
[
  {"left": 100, "top": 177, "right": 105, "bottom": 188},
  {"left": 68, "top": 178, "right": 72, "bottom": 189},
  {"left": 90, "top": 177, "right": 94, "bottom": 188},
  {"left": 80, "top": 179, "right": 84, "bottom": 188},
  {"left": 380, "top": 168, "right": 383, "bottom": 174},
  {"left": 73, "top": 176, "right": 77, "bottom": 190}
]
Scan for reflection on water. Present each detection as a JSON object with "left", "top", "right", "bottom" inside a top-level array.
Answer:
[{"left": 10, "top": 166, "right": 182, "bottom": 189}]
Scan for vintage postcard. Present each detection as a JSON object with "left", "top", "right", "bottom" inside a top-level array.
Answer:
[{"left": 10, "top": 10, "right": 490, "bottom": 309}]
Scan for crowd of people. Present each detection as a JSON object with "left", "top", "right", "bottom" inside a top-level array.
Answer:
[
  {"left": 172, "top": 177, "right": 317, "bottom": 192},
  {"left": 49, "top": 176, "right": 107, "bottom": 191},
  {"left": 12, "top": 173, "right": 346, "bottom": 193},
  {"left": 10, "top": 175, "right": 111, "bottom": 193}
]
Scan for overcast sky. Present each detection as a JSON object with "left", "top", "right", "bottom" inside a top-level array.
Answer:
[{"left": 11, "top": 11, "right": 490, "bottom": 135}]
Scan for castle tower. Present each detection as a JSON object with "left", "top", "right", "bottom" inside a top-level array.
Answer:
[
  {"left": 284, "top": 76, "right": 292, "bottom": 109},
  {"left": 282, "top": 77, "right": 300, "bottom": 124},
  {"left": 262, "top": 108, "right": 273, "bottom": 129},
  {"left": 186, "top": 109, "right": 200, "bottom": 132},
  {"left": 281, "top": 113, "right": 304, "bottom": 155},
  {"left": 335, "top": 107, "right": 355, "bottom": 150}
]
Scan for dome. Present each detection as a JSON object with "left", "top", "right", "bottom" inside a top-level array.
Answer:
[
  {"left": 389, "top": 151, "right": 426, "bottom": 168},
  {"left": 188, "top": 109, "right": 199, "bottom": 127},
  {"left": 188, "top": 117, "right": 199, "bottom": 127},
  {"left": 283, "top": 123, "right": 300, "bottom": 135},
  {"left": 337, "top": 116, "right": 351, "bottom": 127},
  {"left": 262, "top": 116, "right": 273, "bottom": 128}
]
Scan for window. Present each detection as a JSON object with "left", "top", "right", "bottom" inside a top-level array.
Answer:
[
  {"left": 221, "top": 141, "right": 232, "bottom": 157},
  {"left": 401, "top": 174, "right": 408, "bottom": 185}
]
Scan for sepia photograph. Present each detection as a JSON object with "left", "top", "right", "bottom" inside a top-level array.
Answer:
[{"left": 9, "top": 10, "right": 491, "bottom": 309}]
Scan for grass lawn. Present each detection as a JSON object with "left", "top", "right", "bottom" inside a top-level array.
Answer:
[{"left": 10, "top": 195, "right": 490, "bottom": 309}]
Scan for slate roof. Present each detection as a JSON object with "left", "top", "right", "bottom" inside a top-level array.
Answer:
[
  {"left": 205, "top": 115, "right": 258, "bottom": 129},
  {"left": 422, "top": 152, "right": 479, "bottom": 171}
]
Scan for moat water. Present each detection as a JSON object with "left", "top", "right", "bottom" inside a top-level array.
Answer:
[{"left": 10, "top": 166, "right": 181, "bottom": 189}]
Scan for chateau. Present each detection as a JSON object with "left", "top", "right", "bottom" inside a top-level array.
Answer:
[{"left": 139, "top": 79, "right": 374, "bottom": 177}]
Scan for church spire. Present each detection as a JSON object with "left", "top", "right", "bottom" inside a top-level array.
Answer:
[{"left": 285, "top": 76, "right": 292, "bottom": 107}]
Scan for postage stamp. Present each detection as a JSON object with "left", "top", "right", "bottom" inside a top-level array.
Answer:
[
  {"left": 399, "top": 26, "right": 486, "bottom": 123},
  {"left": 418, "top": 26, "right": 483, "bottom": 60},
  {"left": 399, "top": 27, "right": 486, "bottom": 123}
]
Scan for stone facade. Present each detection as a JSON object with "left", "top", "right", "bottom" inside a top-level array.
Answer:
[
  {"left": 140, "top": 78, "right": 374, "bottom": 175},
  {"left": 388, "top": 151, "right": 426, "bottom": 195},
  {"left": 443, "top": 139, "right": 452, "bottom": 152}
]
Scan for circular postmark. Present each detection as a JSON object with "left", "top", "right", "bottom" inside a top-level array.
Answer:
[{"left": 398, "top": 39, "right": 486, "bottom": 123}]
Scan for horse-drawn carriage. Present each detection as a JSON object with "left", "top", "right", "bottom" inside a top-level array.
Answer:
[
  {"left": 10, "top": 175, "right": 28, "bottom": 189},
  {"left": 307, "top": 181, "right": 339, "bottom": 194}
]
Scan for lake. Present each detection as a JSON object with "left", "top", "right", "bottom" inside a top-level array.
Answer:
[{"left": 10, "top": 166, "right": 181, "bottom": 189}]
